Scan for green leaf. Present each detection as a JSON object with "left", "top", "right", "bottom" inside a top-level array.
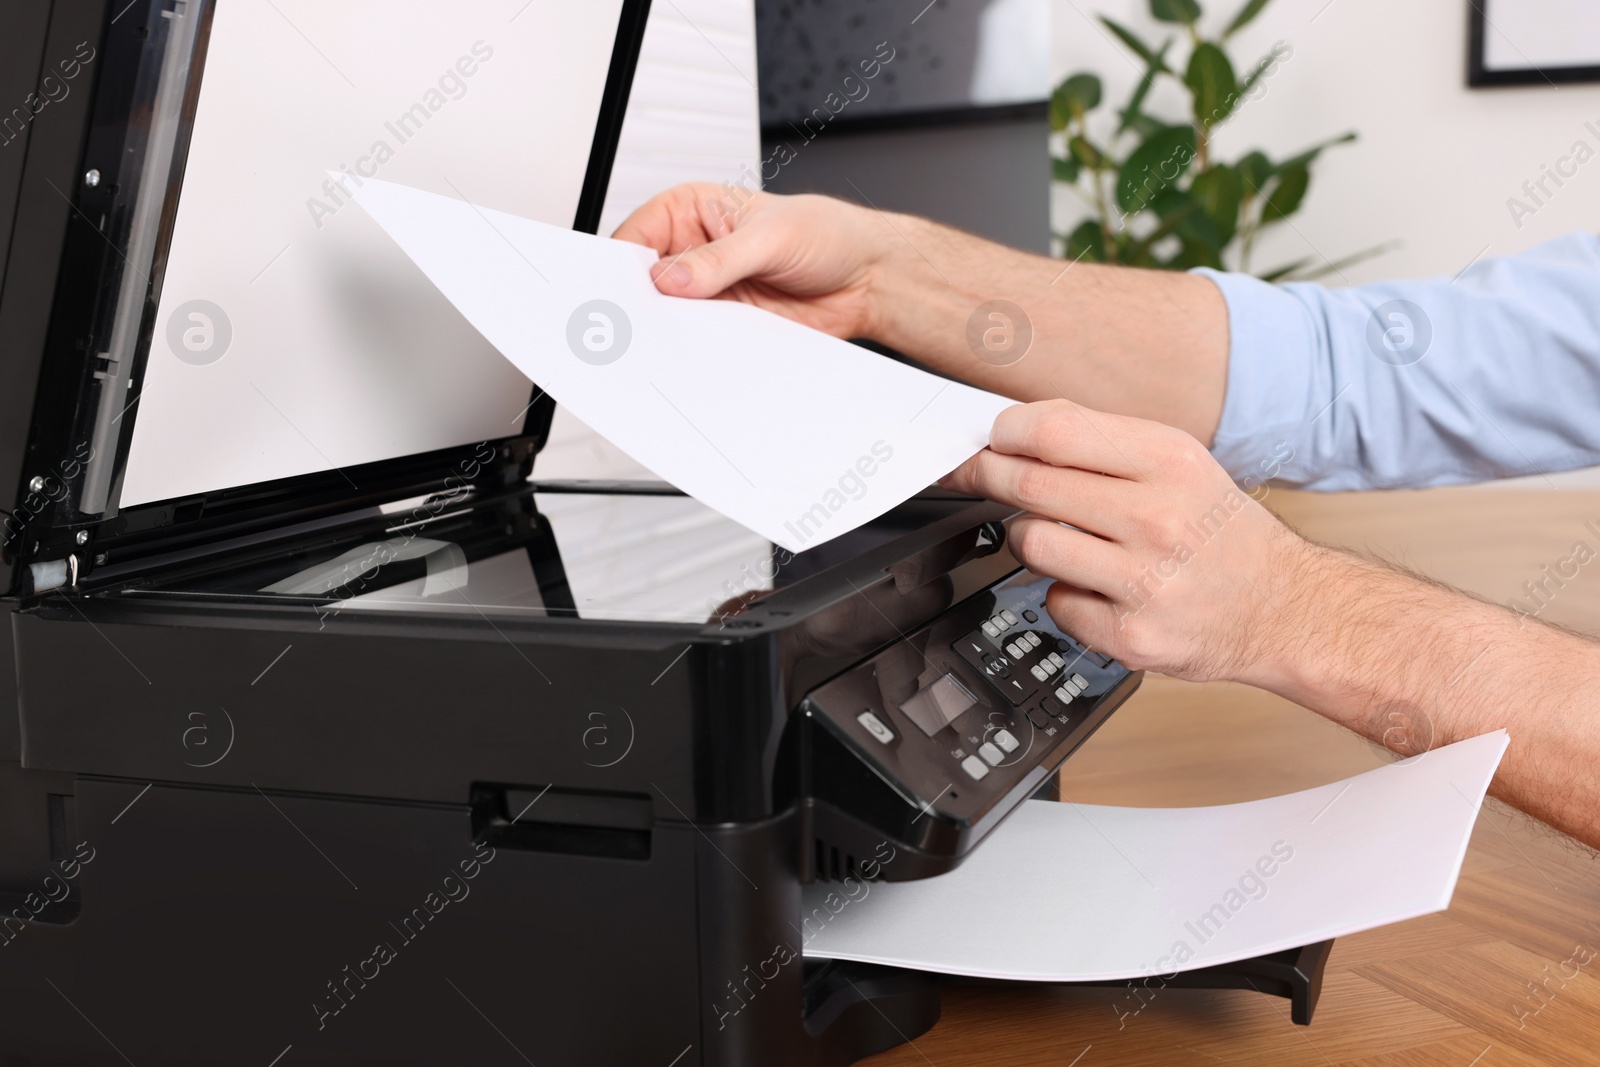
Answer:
[
  {"left": 1115, "top": 124, "right": 1196, "bottom": 213},
  {"left": 1188, "top": 164, "right": 1243, "bottom": 245},
  {"left": 1275, "top": 131, "right": 1357, "bottom": 172},
  {"left": 1236, "top": 150, "right": 1273, "bottom": 191},
  {"left": 1050, "top": 73, "right": 1102, "bottom": 133},
  {"left": 1234, "top": 52, "right": 1274, "bottom": 104},
  {"left": 1151, "top": 187, "right": 1226, "bottom": 251},
  {"left": 1100, "top": 16, "right": 1169, "bottom": 68},
  {"left": 1150, "top": 0, "right": 1202, "bottom": 24},
  {"left": 1256, "top": 256, "right": 1314, "bottom": 283},
  {"left": 1223, "top": 0, "right": 1273, "bottom": 38},
  {"left": 1167, "top": 238, "right": 1225, "bottom": 270},
  {"left": 1109, "top": 229, "right": 1136, "bottom": 264},
  {"left": 1126, "top": 192, "right": 1207, "bottom": 266},
  {"left": 1064, "top": 219, "right": 1106, "bottom": 263},
  {"left": 1261, "top": 162, "right": 1309, "bottom": 221},
  {"left": 1123, "top": 112, "right": 1165, "bottom": 138},
  {"left": 1052, "top": 155, "right": 1081, "bottom": 183},
  {"left": 1282, "top": 240, "right": 1402, "bottom": 281},
  {"left": 1068, "top": 134, "right": 1109, "bottom": 170},
  {"left": 1186, "top": 42, "right": 1238, "bottom": 127},
  {"left": 1118, "top": 41, "right": 1175, "bottom": 135}
]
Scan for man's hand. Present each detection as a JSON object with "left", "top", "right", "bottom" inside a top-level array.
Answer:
[
  {"left": 941, "top": 399, "right": 1320, "bottom": 685},
  {"left": 947, "top": 402, "right": 1600, "bottom": 848},
  {"left": 612, "top": 183, "right": 889, "bottom": 340}
]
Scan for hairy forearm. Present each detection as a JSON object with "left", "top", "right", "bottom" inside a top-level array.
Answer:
[
  {"left": 1254, "top": 544, "right": 1600, "bottom": 848},
  {"left": 863, "top": 213, "right": 1231, "bottom": 444}
]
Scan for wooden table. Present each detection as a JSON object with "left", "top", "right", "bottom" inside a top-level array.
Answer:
[{"left": 866, "top": 487, "right": 1600, "bottom": 1067}]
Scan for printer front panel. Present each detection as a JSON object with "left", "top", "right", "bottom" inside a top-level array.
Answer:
[
  {"left": 796, "top": 567, "right": 1141, "bottom": 882},
  {"left": 11, "top": 602, "right": 725, "bottom": 814},
  {"left": 0, "top": 767, "right": 706, "bottom": 1065}
]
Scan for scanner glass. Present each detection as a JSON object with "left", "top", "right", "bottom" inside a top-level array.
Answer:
[{"left": 121, "top": 489, "right": 979, "bottom": 625}]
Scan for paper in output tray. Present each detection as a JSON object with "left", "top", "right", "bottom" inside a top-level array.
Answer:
[
  {"left": 350, "top": 178, "right": 1014, "bottom": 553},
  {"left": 801, "top": 730, "right": 1508, "bottom": 982}
]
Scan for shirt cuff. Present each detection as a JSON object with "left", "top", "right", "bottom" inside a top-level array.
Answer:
[{"left": 1190, "top": 267, "right": 1322, "bottom": 487}]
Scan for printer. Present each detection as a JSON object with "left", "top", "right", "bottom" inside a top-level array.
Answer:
[{"left": 0, "top": 2, "right": 1328, "bottom": 1063}]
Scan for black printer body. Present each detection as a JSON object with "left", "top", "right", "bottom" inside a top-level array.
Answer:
[{"left": 0, "top": 2, "right": 1146, "bottom": 1064}]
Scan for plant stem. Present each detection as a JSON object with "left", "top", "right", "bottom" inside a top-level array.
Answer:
[
  {"left": 1239, "top": 193, "right": 1257, "bottom": 273},
  {"left": 1095, "top": 166, "right": 1115, "bottom": 256},
  {"left": 1079, "top": 115, "right": 1116, "bottom": 257}
]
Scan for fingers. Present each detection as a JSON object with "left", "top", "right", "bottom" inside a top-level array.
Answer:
[
  {"left": 611, "top": 186, "right": 698, "bottom": 254},
  {"left": 1006, "top": 516, "right": 1130, "bottom": 599},
  {"left": 611, "top": 182, "right": 743, "bottom": 254},
  {"left": 1041, "top": 582, "right": 1125, "bottom": 662},
  {"left": 988, "top": 399, "right": 1180, "bottom": 482},
  {"left": 612, "top": 183, "right": 786, "bottom": 300},
  {"left": 649, "top": 213, "right": 782, "bottom": 299},
  {"left": 942, "top": 450, "right": 1141, "bottom": 539}
]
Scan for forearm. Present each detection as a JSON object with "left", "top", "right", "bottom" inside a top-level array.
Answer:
[
  {"left": 862, "top": 213, "right": 1229, "bottom": 445},
  {"left": 1255, "top": 543, "right": 1600, "bottom": 847}
]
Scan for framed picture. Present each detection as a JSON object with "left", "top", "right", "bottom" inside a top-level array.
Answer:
[{"left": 1469, "top": 0, "right": 1600, "bottom": 87}]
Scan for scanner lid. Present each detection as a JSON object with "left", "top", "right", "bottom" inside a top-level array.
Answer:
[{"left": 1, "top": 0, "right": 651, "bottom": 597}]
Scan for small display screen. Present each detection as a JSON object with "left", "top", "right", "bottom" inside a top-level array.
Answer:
[{"left": 900, "top": 674, "right": 977, "bottom": 738}]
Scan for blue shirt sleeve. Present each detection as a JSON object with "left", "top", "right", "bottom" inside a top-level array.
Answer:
[{"left": 1194, "top": 232, "right": 1600, "bottom": 491}]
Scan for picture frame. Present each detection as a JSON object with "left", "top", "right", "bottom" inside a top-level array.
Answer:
[{"left": 1468, "top": 0, "right": 1600, "bottom": 87}]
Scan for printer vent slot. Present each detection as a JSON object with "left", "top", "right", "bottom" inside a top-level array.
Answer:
[{"left": 811, "top": 839, "right": 871, "bottom": 884}]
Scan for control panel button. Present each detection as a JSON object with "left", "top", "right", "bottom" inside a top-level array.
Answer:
[
  {"left": 1048, "top": 652, "right": 1066, "bottom": 669},
  {"left": 1005, "top": 642, "right": 1023, "bottom": 658},
  {"left": 1071, "top": 673, "right": 1089, "bottom": 690},
  {"left": 994, "top": 729, "right": 1019, "bottom": 753},
  {"left": 1000, "top": 610, "right": 1019, "bottom": 626},
  {"left": 1029, "top": 664, "right": 1047, "bottom": 681},
  {"left": 956, "top": 631, "right": 1037, "bottom": 706},
  {"left": 981, "top": 620, "right": 1000, "bottom": 638},
  {"left": 1055, "top": 685, "right": 1076, "bottom": 704},
  {"left": 1025, "top": 706, "right": 1052, "bottom": 729},
  {"left": 978, "top": 741, "right": 1004, "bottom": 766},
  {"left": 856, "top": 711, "right": 895, "bottom": 745},
  {"left": 961, "top": 754, "right": 989, "bottom": 780},
  {"left": 1022, "top": 609, "right": 1039, "bottom": 623},
  {"left": 1025, "top": 632, "right": 1042, "bottom": 649}
]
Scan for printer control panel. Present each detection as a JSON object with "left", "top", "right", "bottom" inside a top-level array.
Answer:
[
  {"left": 798, "top": 568, "right": 1141, "bottom": 880},
  {"left": 942, "top": 585, "right": 1120, "bottom": 781}
]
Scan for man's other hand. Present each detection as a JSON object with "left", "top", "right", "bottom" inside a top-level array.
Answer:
[{"left": 942, "top": 400, "right": 1322, "bottom": 685}]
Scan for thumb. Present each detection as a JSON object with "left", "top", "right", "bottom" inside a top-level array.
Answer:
[{"left": 650, "top": 223, "right": 775, "bottom": 299}]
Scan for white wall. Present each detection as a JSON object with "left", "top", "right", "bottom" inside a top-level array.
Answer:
[{"left": 1052, "top": 0, "right": 1600, "bottom": 285}]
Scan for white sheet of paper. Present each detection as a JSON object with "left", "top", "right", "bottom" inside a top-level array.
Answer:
[
  {"left": 350, "top": 178, "right": 1014, "bottom": 553},
  {"left": 801, "top": 730, "right": 1509, "bottom": 982}
]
